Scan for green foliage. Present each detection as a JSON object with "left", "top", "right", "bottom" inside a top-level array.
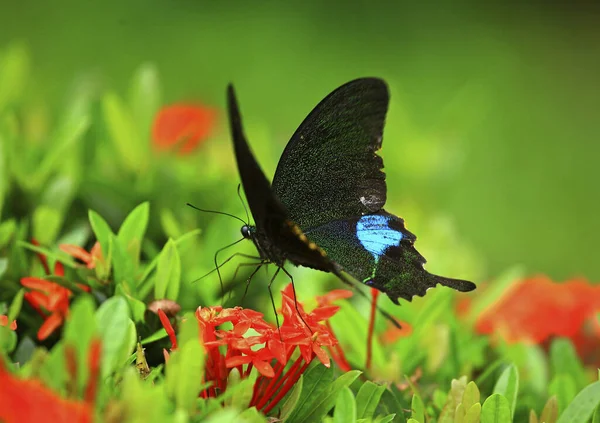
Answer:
[{"left": 0, "top": 41, "right": 599, "bottom": 423}]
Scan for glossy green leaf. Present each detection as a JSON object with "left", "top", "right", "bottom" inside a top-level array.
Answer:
[
  {"left": 462, "top": 381, "right": 481, "bottom": 410},
  {"left": 411, "top": 394, "right": 425, "bottom": 422},
  {"left": 296, "top": 370, "right": 361, "bottom": 423},
  {"left": 0, "top": 325, "right": 17, "bottom": 353},
  {"left": 556, "top": 382, "right": 600, "bottom": 423},
  {"left": 154, "top": 238, "right": 181, "bottom": 300},
  {"left": 112, "top": 234, "right": 137, "bottom": 294},
  {"left": 286, "top": 364, "right": 333, "bottom": 422},
  {"left": 95, "top": 296, "right": 134, "bottom": 378},
  {"left": 493, "top": 363, "right": 519, "bottom": 419},
  {"left": 481, "top": 394, "right": 511, "bottom": 423},
  {"left": 117, "top": 201, "right": 149, "bottom": 266},
  {"left": 334, "top": 386, "right": 357, "bottom": 423},
  {"left": 356, "top": 381, "right": 386, "bottom": 420}
]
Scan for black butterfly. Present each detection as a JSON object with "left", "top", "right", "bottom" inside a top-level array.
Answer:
[{"left": 227, "top": 78, "right": 475, "bottom": 305}]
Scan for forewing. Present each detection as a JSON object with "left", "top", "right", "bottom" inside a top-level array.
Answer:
[
  {"left": 271, "top": 78, "right": 389, "bottom": 230},
  {"left": 227, "top": 84, "right": 286, "bottom": 229}
]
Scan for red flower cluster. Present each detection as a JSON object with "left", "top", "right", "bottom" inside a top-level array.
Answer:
[
  {"left": 159, "top": 283, "right": 352, "bottom": 414},
  {"left": 464, "top": 275, "right": 600, "bottom": 365},
  {"left": 21, "top": 240, "right": 99, "bottom": 340},
  {"left": 152, "top": 104, "right": 216, "bottom": 155},
  {"left": 0, "top": 339, "right": 101, "bottom": 423}
]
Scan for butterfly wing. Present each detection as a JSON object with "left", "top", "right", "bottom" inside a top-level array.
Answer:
[
  {"left": 228, "top": 84, "right": 286, "bottom": 231},
  {"left": 271, "top": 78, "right": 389, "bottom": 229},
  {"left": 304, "top": 212, "right": 475, "bottom": 304},
  {"left": 270, "top": 79, "right": 475, "bottom": 300},
  {"left": 227, "top": 84, "right": 337, "bottom": 270}
]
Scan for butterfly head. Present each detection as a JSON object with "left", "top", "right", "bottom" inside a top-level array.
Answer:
[{"left": 240, "top": 224, "right": 255, "bottom": 240}]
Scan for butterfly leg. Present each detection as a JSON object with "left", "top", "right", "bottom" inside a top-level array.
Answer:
[
  {"left": 267, "top": 267, "right": 282, "bottom": 333},
  {"left": 240, "top": 261, "right": 268, "bottom": 306},
  {"left": 280, "top": 267, "right": 312, "bottom": 333},
  {"left": 213, "top": 238, "right": 246, "bottom": 298}
]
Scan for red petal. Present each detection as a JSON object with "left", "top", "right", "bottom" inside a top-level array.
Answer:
[
  {"left": 313, "top": 344, "right": 331, "bottom": 367},
  {"left": 152, "top": 104, "right": 216, "bottom": 155},
  {"left": 252, "top": 359, "right": 275, "bottom": 378},
  {"left": 37, "top": 312, "right": 64, "bottom": 340},
  {"left": 158, "top": 309, "right": 178, "bottom": 350},
  {"left": 226, "top": 355, "right": 252, "bottom": 368}
]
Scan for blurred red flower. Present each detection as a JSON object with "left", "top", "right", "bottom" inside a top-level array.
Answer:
[
  {"left": 21, "top": 240, "right": 95, "bottom": 340},
  {"left": 468, "top": 275, "right": 600, "bottom": 363},
  {"left": 152, "top": 104, "right": 216, "bottom": 154},
  {"left": 60, "top": 242, "right": 102, "bottom": 270},
  {"left": 0, "top": 315, "right": 17, "bottom": 331},
  {"left": 158, "top": 283, "right": 352, "bottom": 414},
  {"left": 0, "top": 346, "right": 98, "bottom": 423}
]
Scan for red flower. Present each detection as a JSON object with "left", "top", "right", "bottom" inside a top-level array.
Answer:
[
  {"left": 21, "top": 239, "right": 93, "bottom": 340},
  {"left": 475, "top": 276, "right": 600, "bottom": 344},
  {"left": 0, "top": 353, "right": 96, "bottom": 423},
  {"left": 0, "top": 315, "right": 17, "bottom": 331},
  {"left": 60, "top": 242, "right": 102, "bottom": 270},
  {"left": 152, "top": 104, "right": 216, "bottom": 154},
  {"left": 467, "top": 275, "right": 600, "bottom": 365},
  {"left": 156, "top": 284, "right": 351, "bottom": 414}
]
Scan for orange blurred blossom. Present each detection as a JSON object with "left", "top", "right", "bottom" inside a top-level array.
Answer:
[{"left": 152, "top": 103, "right": 216, "bottom": 154}]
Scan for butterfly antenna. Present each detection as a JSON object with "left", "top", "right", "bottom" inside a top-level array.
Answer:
[
  {"left": 335, "top": 271, "right": 401, "bottom": 329},
  {"left": 236, "top": 183, "right": 250, "bottom": 224},
  {"left": 211, "top": 237, "right": 246, "bottom": 298},
  {"left": 186, "top": 202, "right": 247, "bottom": 225},
  {"left": 189, "top": 251, "right": 261, "bottom": 285}
]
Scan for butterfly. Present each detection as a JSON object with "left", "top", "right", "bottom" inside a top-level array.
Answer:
[{"left": 227, "top": 78, "right": 475, "bottom": 305}]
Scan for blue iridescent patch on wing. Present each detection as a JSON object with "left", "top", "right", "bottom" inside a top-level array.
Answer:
[{"left": 356, "top": 214, "right": 403, "bottom": 259}]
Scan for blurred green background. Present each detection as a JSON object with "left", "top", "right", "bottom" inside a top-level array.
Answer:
[{"left": 1, "top": 0, "right": 599, "bottom": 286}]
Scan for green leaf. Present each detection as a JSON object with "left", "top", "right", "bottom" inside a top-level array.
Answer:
[
  {"left": 481, "top": 394, "right": 511, "bottom": 423},
  {"left": 95, "top": 296, "right": 134, "bottom": 378},
  {"left": 117, "top": 201, "right": 149, "bottom": 266},
  {"left": 7, "top": 288, "right": 24, "bottom": 321},
  {"left": 286, "top": 364, "right": 333, "bottom": 422},
  {"left": 549, "top": 374, "right": 578, "bottom": 415},
  {"left": 376, "top": 389, "right": 407, "bottom": 423},
  {"left": 281, "top": 374, "right": 304, "bottom": 421},
  {"left": 102, "top": 91, "right": 145, "bottom": 172},
  {"left": 115, "top": 284, "right": 146, "bottom": 322},
  {"left": 88, "top": 209, "right": 113, "bottom": 279},
  {"left": 465, "top": 403, "right": 481, "bottom": 423},
  {"left": 556, "top": 382, "right": 600, "bottom": 423},
  {"left": 166, "top": 338, "right": 204, "bottom": 413},
  {"left": 0, "top": 325, "right": 17, "bottom": 353},
  {"left": 298, "top": 370, "right": 361, "bottom": 423},
  {"left": 592, "top": 404, "right": 600, "bottom": 423},
  {"left": 140, "top": 328, "right": 168, "bottom": 345},
  {"left": 356, "top": 381, "right": 386, "bottom": 420},
  {"left": 111, "top": 235, "right": 137, "bottom": 295},
  {"left": 334, "top": 386, "right": 357, "bottom": 423},
  {"left": 226, "top": 368, "right": 254, "bottom": 409},
  {"left": 550, "top": 338, "right": 587, "bottom": 389},
  {"left": 411, "top": 394, "right": 425, "bottom": 422},
  {"left": 237, "top": 406, "right": 267, "bottom": 423},
  {"left": 462, "top": 381, "right": 481, "bottom": 410},
  {"left": 540, "top": 396, "right": 559, "bottom": 423},
  {"left": 63, "top": 296, "right": 97, "bottom": 394},
  {"left": 493, "top": 364, "right": 519, "bottom": 419},
  {"left": 154, "top": 238, "right": 181, "bottom": 300},
  {"left": 32, "top": 205, "right": 63, "bottom": 245}
]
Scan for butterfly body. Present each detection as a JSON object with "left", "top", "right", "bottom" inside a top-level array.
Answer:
[{"left": 227, "top": 78, "right": 476, "bottom": 304}]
